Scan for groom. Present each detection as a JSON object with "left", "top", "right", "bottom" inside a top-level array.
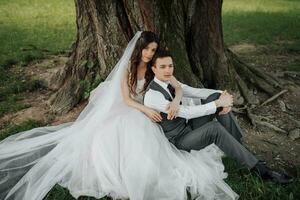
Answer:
[{"left": 144, "top": 49, "right": 292, "bottom": 184}]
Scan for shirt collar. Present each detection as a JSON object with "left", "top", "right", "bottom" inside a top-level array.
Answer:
[{"left": 154, "top": 77, "right": 170, "bottom": 89}]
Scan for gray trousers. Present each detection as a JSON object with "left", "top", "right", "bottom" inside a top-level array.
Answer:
[{"left": 174, "top": 93, "right": 258, "bottom": 168}]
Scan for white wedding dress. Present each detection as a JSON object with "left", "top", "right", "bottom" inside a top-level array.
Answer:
[{"left": 0, "top": 32, "right": 238, "bottom": 200}]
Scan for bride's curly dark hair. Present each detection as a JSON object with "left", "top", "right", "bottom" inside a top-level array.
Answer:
[{"left": 128, "top": 31, "right": 160, "bottom": 95}]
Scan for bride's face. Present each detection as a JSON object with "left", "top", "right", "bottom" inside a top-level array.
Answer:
[{"left": 141, "top": 42, "right": 158, "bottom": 63}]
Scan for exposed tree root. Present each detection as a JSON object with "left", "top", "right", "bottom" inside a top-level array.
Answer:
[
  {"left": 232, "top": 106, "right": 247, "bottom": 114},
  {"left": 260, "top": 139, "right": 278, "bottom": 146},
  {"left": 284, "top": 71, "right": 300, "bottom": 84},
  {"left": 223, "top": 49, "right": 298, "bottom": 133},
  {"left": 245, "top": 107, "right": 288, "bottom": 134},
  {"left": 234, "top": 70, "right": 259, "bottom": 105},
  {"left": 256, "top": 121, "right": 287, "bottom": 134},
  {"left": 224, "top": 49, "right": 300, "bottom": 134},
  {"left": 260, "top": 89, "right": 288, "bottom": 106},
  {"left": 227, "top": 49, "right": 281, "bottom": 97}
]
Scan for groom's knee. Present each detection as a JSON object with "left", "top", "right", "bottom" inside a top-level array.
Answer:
[
  {"left": 204, "top": 92, "right": 221, "bottom": 103},
  {"left": 202, "top": 92, "right": 222, "bottom": 113}
]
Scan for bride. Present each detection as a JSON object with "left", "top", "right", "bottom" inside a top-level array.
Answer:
[{"left": 0, "top": 31, "right": 238, "bottom": 200}]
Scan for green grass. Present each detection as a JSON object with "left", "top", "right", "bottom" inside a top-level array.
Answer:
[
  {"left": 0, "top": 119, "right": 45, "bottom": 140},
  {"left": 44, "top": 160, "right": 300, "bottom": 200},
  {"left": 0, "top": 0, "right": 75, "bottom": 124},
  {"left": 223, "top": 158, "right": 300, "bottom": 200},
  {"left": 1, "top": 119, "right": 298, "bottom": 200},
  {"left": 0, "top": 95, "right": 30, "bottom": 118},
  {"left": 0, "top": 0, "right": 300, "bottom": 199},
  {"left": 45, "top": 185, "right": 112, "bottom": 200},
  {"left": 287, "top": 62, "right": 300, "bottom": 72},
  {"left": 0, "top": 66, "right": 44, "bottom": 117},
  {"left": 0, "top": 0, "right": 76, "bottom": 67},
  {"left": 222, "top": 0, "right": 300, "bottom": 48}
]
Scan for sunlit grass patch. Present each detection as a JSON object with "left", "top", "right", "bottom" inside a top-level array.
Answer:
[
  {"left": 222, "top": 0, "right": 300, "bottom": 47},
  {"left": 0, "top": 0, "right": 76, "bottom": 67}
]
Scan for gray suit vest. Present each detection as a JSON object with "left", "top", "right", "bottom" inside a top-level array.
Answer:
[{"left": 145, "top": 81, "right": 188, "bottom": 142}]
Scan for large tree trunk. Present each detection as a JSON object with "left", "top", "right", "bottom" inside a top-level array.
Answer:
[{"left": 49, "top": 0, "right": 282, "bottom": 114}]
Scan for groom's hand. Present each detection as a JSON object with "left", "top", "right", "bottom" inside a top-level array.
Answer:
[
  {"left": 215, "top": 90, "right": 233, "bottom": 108},
  {"left": 167, "top": 100, "right": 180, "bottom": 120},
  {"left": 218, "top": 106, "right": 232, "bottom": 115}
]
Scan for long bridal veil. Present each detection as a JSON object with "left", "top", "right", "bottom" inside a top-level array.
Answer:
[
  {"left": 0, "top": 31, "right": 238, "bottom": 200},
  {"left": 0, "top": 32, "right": 143, "bottom": 200}
]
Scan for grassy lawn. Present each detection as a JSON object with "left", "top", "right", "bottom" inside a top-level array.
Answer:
[
  {"left": 0, "top": 0, "right": 75, "bottom": 116},
  {"left": 0, "top": 66, "right": 45, "bottom": 117},
  {"left": 223, "top": 158, "right": 300, "bottom": 200},
  {"left": 222, "top": 0, "right": 300, "bottom": 46},
  {"left": 0, "top": 0, "right": 75, "bottom": 67},
  {"left": 0, "top": 119, "right": 45, "bottom": 140},
  {"left": 0, "top": 0, "right": 299, "bottom": 199},
  {"left": 222, "top": 0, "right": 300, "bottom": 72}
]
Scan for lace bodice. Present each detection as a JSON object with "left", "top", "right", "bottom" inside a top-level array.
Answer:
[{"left": 131, "top": 79, "right": 145, "bottom": 104}]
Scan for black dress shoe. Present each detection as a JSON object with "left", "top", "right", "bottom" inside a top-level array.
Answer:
[
  {"left": 264, "top": 170, "right": 294, "bottom": 184},
  {"left": 252, "top": 161, "right": 269, "bottom": 177},
  {"left": 251, "top": 162, "right": 294, "bottom": 184}
]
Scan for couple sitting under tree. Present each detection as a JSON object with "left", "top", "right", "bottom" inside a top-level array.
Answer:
[{"left": 0, "top": 31, "right": 292, "bottom": 200}]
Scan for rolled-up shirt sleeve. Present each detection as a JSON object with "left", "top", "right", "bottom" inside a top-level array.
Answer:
[{"left": 144, "top": 90, "right": 217, "bottom": 120}]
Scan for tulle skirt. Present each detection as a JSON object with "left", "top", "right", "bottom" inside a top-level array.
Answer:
[{"left": 0, "top": 106, "right": 238, "bottom": 200}]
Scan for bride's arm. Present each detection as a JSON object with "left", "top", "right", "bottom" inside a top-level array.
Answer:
[
  {"left": 166, "top": 76, "right": 183, "bottom": 120},
  {"left": 121, "top": 70, "right": 162, "bottom": 122}
]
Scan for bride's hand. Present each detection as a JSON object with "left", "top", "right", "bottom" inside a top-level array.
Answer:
[
  {"left": 166, "top": 100, "right": 180, "bottom": 120},
  {"left": 145, "top": 108, "right": 162, "bottom": 122}
]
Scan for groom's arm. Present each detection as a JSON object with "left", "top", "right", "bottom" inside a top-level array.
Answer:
[
  {"left": 179, "top": 82, "right": 223, "bottom": 99},
  {"left": 144, "top": 90, "right": 217, "bottom": 120}
]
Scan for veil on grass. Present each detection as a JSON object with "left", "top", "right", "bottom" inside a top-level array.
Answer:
[
  {"left": 0, "top": 31, "right": 142, "bottom": 200},
  {"left": 0, "top": 31, "right": 238, "bottom": 200}
]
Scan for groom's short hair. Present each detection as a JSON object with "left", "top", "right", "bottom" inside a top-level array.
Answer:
[{"left": 152, "top": 49, "right": 173, "bottom": 66}]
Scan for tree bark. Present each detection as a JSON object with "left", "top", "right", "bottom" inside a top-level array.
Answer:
[{"left": 49, "top": 0, "right": 281, "bottom": 114}]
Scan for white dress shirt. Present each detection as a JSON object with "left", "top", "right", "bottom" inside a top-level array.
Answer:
[{"left": 144, "top": 77, "right": 223, "bottom": 120}]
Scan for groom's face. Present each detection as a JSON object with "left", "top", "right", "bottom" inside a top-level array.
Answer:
[{"left": 152, "top": 56, "right": 174, "bottom": 82}]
